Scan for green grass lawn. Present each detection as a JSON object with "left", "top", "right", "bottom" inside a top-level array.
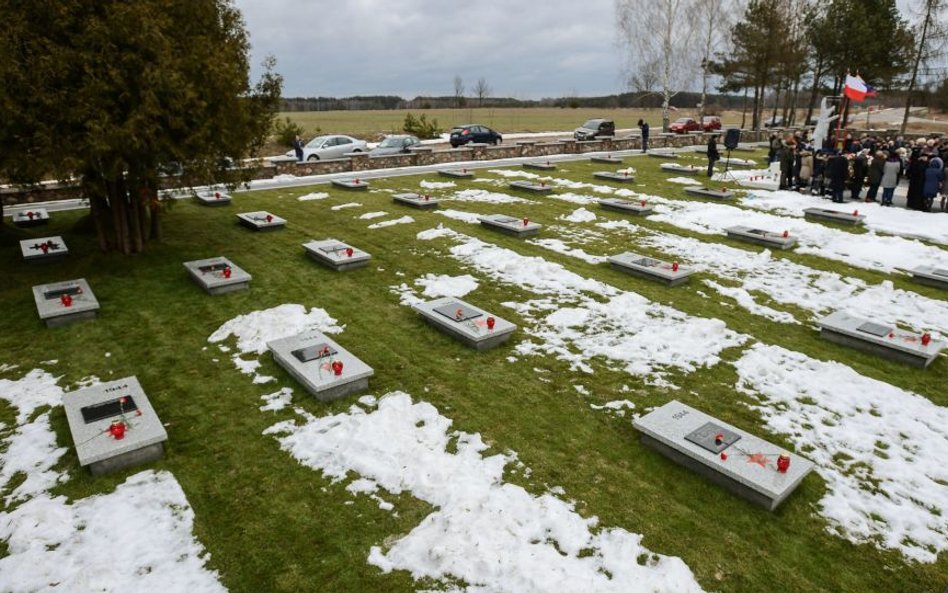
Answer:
[{"left": 0, "top": 150, "right": 945, "bottom": 592}]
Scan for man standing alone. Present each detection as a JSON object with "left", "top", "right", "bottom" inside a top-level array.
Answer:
[
  {"left": 707, "top": 134, "right": 720, "bottom": 177},
  {"left": 638, "top": 119, "right": 649, "bottom": 153}
]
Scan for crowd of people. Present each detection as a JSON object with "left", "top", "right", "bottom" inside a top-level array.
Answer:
[{"left": 766, "top": 132, "right": 947, "bottom": 212}]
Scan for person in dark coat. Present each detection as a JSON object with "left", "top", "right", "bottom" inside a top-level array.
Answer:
[
  {"left": 906, "top": 146, "right": 928, "bottom": 210},
  {"left": 638, "top": 119, "right": 649, "bottom": 153},
  {"left": 865, "top": 150, "right": 885, "bottom": 202},
  {"left": 292, "top": 134, "right": 304, "bottom": 161},
  {"left": 850, "top": 150, "right": 868, "bottom": 200},
  {"left": 706, "top": 134, "right": 720, "bottom": 177},
  {"left": 827, "top": 151, "right": 849, "bottom": 203},
  {"left": 923, "top": 157, "right": 944, "bottom": 212},
  {"left": 778, "top": 140, "right": 794, "bottom": 189}
]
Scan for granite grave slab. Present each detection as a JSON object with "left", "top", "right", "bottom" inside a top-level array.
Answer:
[
  {"left": 685, "top": 186, "right": 735, "bottom": 200},
  {"left": 608, "top": 252, "right": 693, "bottom": 286},
  {"left": 195, "top": 190, "right": 232, "bottom": 206},
  {"left": 633, "top": 400, "right": 814, "bottom": 511},
  {"left": 237, "top": 211, "right": 286, "bottom": 231},
  {"left": 590, "top": 155, "right": 624, "bottom": 164},
  {"left": 438, "top": 168, "right": 474, "bottom": 178},
  {"left": 803, "top": 207, "right": 865, "bottom": 226},
  {"left": 817, "top": 310, "right": 944, "bottom": 368},
  {"left": 909, "top": 265, "right": 948, "bottom": 290},
  {"left": 509, "top": 180, "right": 553, "bottom": 194},
  {"left": 478, "top": 214, "right": 541, "bottom": 237},
  {"left": 12, "top": 208, "right": 50, "bottom": 227},
  {"left": 393, "top": 193, "right": 439, "bottom": 209},
  {"left": 660, "top": 163, "right": 704, "bottom": 175},
  {"left": 32, "top": 278, "right": 99, "bottom": 327},
  {"left": 64, "top": 376, "right": 168, "bottom": 476},
  {"left": 413, "top": 297, "right": 516, "bottom": 351},
  {"left": 183, "top": 256, "right": 251, "bottom": 295},
  {"left": 331, "top": 178, "right": 369, "bottom": 190},
  {"left": 726, "top": 225, "right": 796, "bottom": 250},
  {"left": 268, "top": 331, "right": 373, "bottom": 402},
  {"left": 20, "top": 236, "right": 68, "bottom": 263},
  {"left": 598, "top": 198, "right": 654, "bottom": 216},
  {"left": 303, "top": 238, "right": 371, "bottom": 271},
  {"left": 647, "top": 150, "right": 679, "bottom": 159},
  {"left": 593, "top": 171, "right": 636, "bottom": 183},
  {"left": 720, "top": 157, "right": 757, "bottom": 167},
  {"left": 523, "top": 161, "right": 557, "bottom": 170}
]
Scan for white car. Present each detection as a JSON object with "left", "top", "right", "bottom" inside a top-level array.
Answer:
[{"left": 287, "top": 135, "right": 368, "bottom": 161}]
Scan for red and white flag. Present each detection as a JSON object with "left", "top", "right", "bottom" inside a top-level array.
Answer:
[{"left": 844, "top": 74, "right": 870, "bottom": 102}]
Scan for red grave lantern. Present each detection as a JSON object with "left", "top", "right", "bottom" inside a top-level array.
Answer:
[
  {"left": 345, "top": 247, "right": 354, "bottom": 257},
  {"left": 265, "top": 214, "right": 273, "bottom": 223},
  {"left": 486, "top": 316, "right": 496, "bottom": 330},
  {"left": 424, "top": 194, "right": 430, "bottom": 201},
  {"left": 27, "top": 211, "right": 34, "bottom": 219},
  {"left": 331, "top": 360, "right": 344, "bottom": 376},
  {"left": 783, "top": 230, "right": 789, "bottom": 238},
  {"left": 214, "top": 191, "right": 221, "bottom": 199},
  {"left": 921, "top": 333, "right": 932, "bottom": 346},
  {"left": 354, "top": 178, "right": 360, "bottom": 184},
  {"left": 109, "top": 420, "right": 126, "bottom": 440},
  {"left": 720, "top": 452, "right": 728, "bottom": 461},
  {"left": 61, "top": 294, "right": 73, "bottom": 307},
  {"left": 522, "top": 217, "right": 529, "bottom": 226},
  {"left": 640, "top": 199, "right": 646, "bottom": 207},
  {"left": 223, "top": 266, "right": 232, "bottom": 279},
  {"left": 853, "top": 209, "right": 859, "bottom": 217},
  {"left": 672, "top": 262, "right": 679, "bottom": 272},
  {"left": 777, "top": 453, "right": 791, "bottom": 473}
]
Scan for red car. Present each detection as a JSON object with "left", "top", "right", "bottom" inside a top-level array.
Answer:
[
  {"left": 701, "top": 116, "right": 722, "bottom": 132},
  {"left": 669, "top": 117, "right": 700, "bottom": 134}
]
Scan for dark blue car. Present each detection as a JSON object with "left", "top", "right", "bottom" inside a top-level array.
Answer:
[{"left": 449, "top": 124, "right": 502, "bottom": 147}]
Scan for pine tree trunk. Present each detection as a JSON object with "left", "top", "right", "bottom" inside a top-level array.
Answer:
[{"left": 149, "top": 188, "right": 162, "bottom": 240}]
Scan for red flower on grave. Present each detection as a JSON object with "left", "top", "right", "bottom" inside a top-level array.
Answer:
[
  {"left": 119, "top": 396, "right": 128, "bottom": 405},
  {"left": 746, "top": 452, "right": 769, "bottom": 468}
]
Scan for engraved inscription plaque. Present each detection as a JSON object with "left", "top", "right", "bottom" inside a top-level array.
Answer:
[
  {"left": 685, "top": 422, "right": 742, "bottom": 454},
  {"left": 433, "top": 302, "right": 483, "bottom": 323},
  {"left": 857, "top": 322, "right": 891, "bottom": 337},
  {"left": 44, "top": 286, "right": 81, "bottom": 300},
  {"left": 80, "top": 396, "right": 139, "bottom": 424},
  {"left": 292, "top": 343, "right": 339, "bottom": 363}
]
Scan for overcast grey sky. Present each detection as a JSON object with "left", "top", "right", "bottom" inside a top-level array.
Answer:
[{"left": 234, "top": 0, "right": 625, "bottom": 99}]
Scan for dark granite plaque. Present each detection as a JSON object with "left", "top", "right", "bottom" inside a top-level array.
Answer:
[
  {"left": 319, "top": 244, "right": 350, "bottom": 255},
  {"left": 80, "top": 396, "right": 139, "bottom": 424},
  {"left": 746, "top": 229, "right": 770, "bottom": 236},
  {"left": 198, "top": 263, "right": 229, "bottom": 273},
  {"left": 857, "top": 322, "right": 891, "bottom": 337},
  {"left": 433, "top": 303, "right": 483, "bottom": 323},
  {"left": 493, "top": 216, "right": 521, "bottom": 225},
  {"left": 292, "top": 343, "right": 338, "bottom": 363},
  {"left": 43, "top": 286, "right": 82, "bottom": 300},
  {"left": 685, "top": 422, "right": 742, "bottom": 453},
  {"left": 632, "top": 257, "right": 661, "bottom": 268}
]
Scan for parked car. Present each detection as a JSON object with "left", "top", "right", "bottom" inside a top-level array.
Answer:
[
  {"left": 573, "top": 118, "right": 615, "bottom": 141},
  {"left": 701, "top": 116, "right": 722, "bottom": 132},
  {"left": 370, "top": 135, "right": 420, "bottom": 156},
  {"left": 285, "top": 135, "right": 368, "bottom": 161},
  {"left": 763, "top": 115, "right": 785, "bottom": 128},
  {"left": 449, "top": 124, "right": 502, "bottom": 147},
  {"left": 669, "top": 118, "right": 701, "bottom": 134}
]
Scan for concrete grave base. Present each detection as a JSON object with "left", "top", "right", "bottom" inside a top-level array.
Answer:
[
  {"left": 818, "top": 310, "right": 944, "bottom": 368},
  {"left": 12, "top": 208, "right": 50, "bottom": 227},
  {"left": 647, "top": 151, "right": 679, "bottom": 159},
  {"left": 593, "top": 172, "right": 636, "bottom": 183},
  {"left": 33, "top": 278, "right": 99, "bottom": 328},
  {"left": 195, "top": 190, "right": 231, "bottom": 206},
  {"left": 685, "top": 186, "right": 734, "bottom": 200},
  {"left": 608, "top": 252, "right": 693, "bottom": 286},
  {"left": 413, "top": 297, "right": 516, "bottom": 351},
  {"left": 660, "top": 163, "right": 704, "bottom": 175},
  {"left": 803, "top": 208, "right": 865, "bottom": 226},
  {"left": 303, "top": 239, "right": 371, "bottom": 271},
  {"left": 726, "top": 226, "right": 796, "bottom": 249},
  {"left": 20, "top": 236, "right": 69, "bottom": 263},
  {"left": 183, "top": 257, "right": 251, "bottom": 295},
  {"left": 237, "top": 211, "right": 286, "bottom": 231},
  {"left": 598, "top": 198, "right": 654, "bottom": 216},
  {"left": 509, "top": 180, "right": 553, "bottom": 194},
  {"left": 633, "top": 400, "right": 813, "bottom": 511},
  {"left": 438, "top": 169, "right": 474, "bottom": 178},
  {"left": 478, "top": 214, "right": 541, "bottom": 238},
  {"left": 393, "top": 193, "right": 439, "bottom": 209},
  {"left": 64, "top": 376, "right": 168, "bottom": 476},
  {"left": 523, "top": 161, "right": 557, "bottom": 170},
  {"left": 268, "top": 331, "right": 374, "bottom": 402},
  {"left": 910, "top": 266, "right": 948, "bottom": 290},
  {"left": 590, "top": 156, "right": 623, "bottom": 164},
  {"left": 332, "top": 179, "right": 369, "bottom": 190}
]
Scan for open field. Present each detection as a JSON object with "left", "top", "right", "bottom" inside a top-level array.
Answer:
[{"left": 1, "top": 150, "right": 947, "bottom": 592}]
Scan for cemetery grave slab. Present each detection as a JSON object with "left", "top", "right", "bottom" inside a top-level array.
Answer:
[
  {"left": 32, "top": 278, "right": 99, "bottom": 327},
  {"left": 393, "top": 193, "right": 439, "bottom": 209},
  {"left": 633, "top": 400, "right": 814, "bottom": 511},
  {"left": 647, "top": 150, "right": 679, "bottom": 159},
  {"left": 685, "top": 186, "right": 735, "bottom": 200},
  {"left": 268, "top": 331, "right": 373, "bottom": 402},
  {"left": 725, "top": 225, "right": 796, "bottom": 250},
  {"left": 608, "top": 252, "right": 693, "bottom": 286},
  {"left": 331, "top": 178, "right": 369, "bottom": 191},
  {"left": 303, "top": 238, "right": 371, "bottom": 271},
  {"left": 12, "top": 208, "right": 50, "bottom": 227},
  {"left": 598, "top": 198, "right": 654, "bottom": 216},
  {"left": 589, "top": 155, "right": 624, "bottom": 164},
  {"left": 817, "top": 310, "right": 944, "bottom": 368},
  {"left": 183, "top": 256, "right": 251, "bottom": 295},
  {"left": 237, "top": 211, "right": 286, "bottom": 231},
  {"left": 803, "top": 207, "right": 865, "bottom": 226},
  {"left": 20, "top": 236, "right": 68, "bottom": 263},
  {"left": 660, "top": 163, "right": 704, "bottom": 175},
  {"left": 509, "top": 180, "right": 553, "bottom": 194},
  {"left": 478, "top": 214, "right": 541, "bottom": 238},
  {"left": 720, "top": 157, "right": 757, "bottom": 167},
  {"left": 593, "top": 171, "right": 636, "bottom": 183},
  {"left": 64, "top": 376, "right": 168, "bottom": 476},
  {"left": 195, "top": 190, "right": 232, "bottom": 206},
  {"left": 523, "top": 161, "right": 557, "bottom": 171},
  {"left": 438, "top": 168, "right": 474, "bottom": 178},
  {"left": 413, "top": 297, "right": 516, "bottom": 351},
  {"left": 909, "top": 265, "right": 948, "bottom": 290}
]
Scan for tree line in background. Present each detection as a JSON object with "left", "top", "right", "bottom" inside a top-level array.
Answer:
[{"left": 617, "top": 0, "right": 947, "bottom": 133}]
